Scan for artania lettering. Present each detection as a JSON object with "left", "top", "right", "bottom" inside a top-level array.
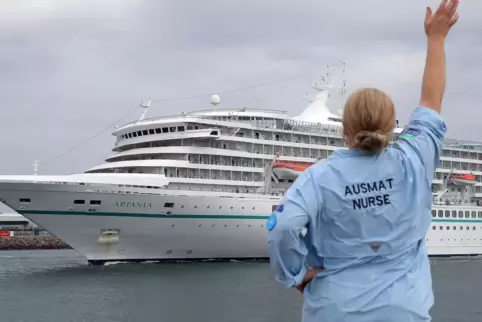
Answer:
[{"left": 114, "top": 201, "right": 152, "bottom": 208}]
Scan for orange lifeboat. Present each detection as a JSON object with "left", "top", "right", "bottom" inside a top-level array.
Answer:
[
  {"left": 272, "top": 163, "right": 312, "bottom": 180},
  {"left": 448, "top": 173, "right": 476, "bottom": 186}
]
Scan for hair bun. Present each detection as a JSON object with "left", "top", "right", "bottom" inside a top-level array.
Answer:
[{"left": 353, "top": 131, "right": 389, "bottom": 153}]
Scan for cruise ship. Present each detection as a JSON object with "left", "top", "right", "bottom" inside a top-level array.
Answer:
[{"left": 1, "top": 64, "right": 482, "bottom": 264}]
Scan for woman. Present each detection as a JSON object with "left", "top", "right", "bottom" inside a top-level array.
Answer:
[{"left": 266, "top": 1, "right": 460, "bottom": 321}]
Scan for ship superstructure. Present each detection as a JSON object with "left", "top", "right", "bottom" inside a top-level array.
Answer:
[{"left": 1, "top": 64, "right": 482, "bottom": 264}]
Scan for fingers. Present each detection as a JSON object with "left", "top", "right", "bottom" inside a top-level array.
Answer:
[
  {"left": 425, "top": 6, "right": 433, "bottom": 21},
  {"left": 449, "top": 11, "right": 460, "bottom": 27},
  {"left": 446, "top": 0, "right": 459, "bottom": 16},
  {"left": 437, "top": 0, "right": 449, "bottom": 11}
]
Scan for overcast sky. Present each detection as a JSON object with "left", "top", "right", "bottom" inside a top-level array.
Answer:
[{"left": 0, "top": 0, "right": 481, "bottom": 178}]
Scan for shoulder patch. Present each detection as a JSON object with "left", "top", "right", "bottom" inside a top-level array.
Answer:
[
  {"left": 400, "top": 128, "right": 421, "bottom": 140},
  {"left": 266, "top": 214, "right": 277, "bottom": 231}
]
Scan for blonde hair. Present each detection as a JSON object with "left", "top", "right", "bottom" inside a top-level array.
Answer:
[{"left": 342, "top": 88, "right": 395, "bottom": 154}]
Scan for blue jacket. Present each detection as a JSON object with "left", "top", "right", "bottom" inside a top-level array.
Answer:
[{"left": 267, "top": 106, "right": 446, "bottom": 321}]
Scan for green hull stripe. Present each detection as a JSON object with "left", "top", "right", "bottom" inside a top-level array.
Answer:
[
  {"left": 16, "top": 210, "right": 482, "bottom": 223},
  {"left": 18, "top": 210, "right": 270, "bottom": 220}
]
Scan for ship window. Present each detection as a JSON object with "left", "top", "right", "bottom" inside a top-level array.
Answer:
[
  {"left": 452, "top": 211, "right": 457, "bottom": 218},
  {"left": 90, "top": 200, "right": 101, "bottom": 205},
  {"left": 143, "top": 130, "right": 148, "bottom": 135},
  {"left": 431, "top": 210, "right": 436, "bottom": 217},
  {"left": 164, "top": 203, "right": 175, "bottom": 208},
  {"left": 478, "top": 212, "right": 482, "bottom": 218},
  {"left": 137, "top": 131, "right": 142, "bottom": 136},
  {"left": 154, "top": 128, "right": 160, "bottom": 134},
  {"left": 149, "top": 129, "right": 155, "bottom": 135},
  {"left": 445, "top": 210, "right": 450, "bottom": 218},
  {"left": 169, "top": 127, "right": 176, "bottom": 132},
  {"left": 178, "top": 126, "right": 185, "bottom": 132},
  {"left": 432, "top": 226, "right": 436, "bottom": 230},
  {"left": 472, "top": 211, "right": 476, "bottom": 218},
  {"left": 162, "top": 127, "right": 168, "bottom": 133},
  {"left": 439, "top": 226, "right": 443, "bottom": 230},
  {"left": 74, "top": 200, "right": 85, "bottom": 204},
  {"left": 466, "top": 226, "right": 470, "bottom": 230},
  {"left": 128, "top": 133, "right": 132, "bottom": 138},
  {"left": 446, "top": 226, "right": 450, "bottom": 230},
  {"left": 19, "top": 198, "right": 31, "bottom": 203},
  {"left": 132, "top": 132, "right": 137, "bottom": 137},
  {"left": 438, "top": 210, "right": 443, "bottom": 218},
  {"left": 474, "top": 226, "right": 477, "bottom": 230},
  {"left": 465, "top": 211, "right": 470, "bottom": 218},
  {"left": 187, "top": 125, "right": 193, "bottom": 130},
  {"left": 458, "top": 211, "right": 463, "bottom": 218},
  {"left": 453, "top": 226, "right": 456, "bottom": 230}
]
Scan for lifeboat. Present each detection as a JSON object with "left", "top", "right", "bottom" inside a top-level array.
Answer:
[
  {"left": 272, "top": 163, "right": 311, "bottom": 180},
  {"left": 448, "top": 173, "right": 476, "bottom": 186}
]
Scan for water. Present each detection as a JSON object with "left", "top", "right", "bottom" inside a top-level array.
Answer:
[{"left": 0, "top": 250, "right": 481, "bottom": 322}]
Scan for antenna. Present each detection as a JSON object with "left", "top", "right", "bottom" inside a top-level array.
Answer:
[
  {"left": 33, "top": 160, "right": 40, "bottom": 175},
  {"left": 305, "top": 60, "right": 348, "bottom": 102},
  {"left": 139, "top": 98, "right": 152, "bottom": 121}
]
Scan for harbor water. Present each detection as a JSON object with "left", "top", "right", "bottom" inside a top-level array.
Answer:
[{"left": 0, "top": 250, "right": 481, "bottom": 322}]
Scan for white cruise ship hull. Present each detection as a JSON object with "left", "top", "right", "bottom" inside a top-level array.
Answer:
[{"left": 2, "top": 179, "right": 482, "bottom": 264}]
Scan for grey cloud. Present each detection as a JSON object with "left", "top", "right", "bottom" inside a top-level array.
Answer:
[{"left": 0, "top": 0, "right": 481, "bottom": 176}]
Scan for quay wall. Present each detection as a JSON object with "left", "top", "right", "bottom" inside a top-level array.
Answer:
[{"left": 0, "top": 236, "right": 72, "bottom": 250}]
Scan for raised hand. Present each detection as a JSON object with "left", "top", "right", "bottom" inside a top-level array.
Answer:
[{"left": 424, "top": 0, "right": 460, "bottom": 40}]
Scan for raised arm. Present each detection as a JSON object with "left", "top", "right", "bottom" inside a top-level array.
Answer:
[
  {"left": 420, "top": 0, "right": 459, "bottom": 113},
  {"left": 394, "top": 0, "right": 459, "bottom": 183}
]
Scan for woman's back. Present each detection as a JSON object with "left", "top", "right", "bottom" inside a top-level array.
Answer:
[
  {"left": 297, "top": 107, "right": 445, "bottom": 321},
  {"left": 267, "top": 107, "right": 444, "bottom": 321}
]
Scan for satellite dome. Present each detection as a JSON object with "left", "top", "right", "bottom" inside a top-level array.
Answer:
[{"left": 211, "top": 94, "right": 220, "bottom": 106}]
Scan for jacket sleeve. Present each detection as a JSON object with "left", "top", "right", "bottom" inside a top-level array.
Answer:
[
  {"left": 266, "top": 169, "right": 321, "bottom": 288},
  {"left": 393, "top": 106, "right": 447, "bottom": 185}
]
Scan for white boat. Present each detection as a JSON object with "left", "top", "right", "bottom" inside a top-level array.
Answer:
[{"left": 1, "top": 63, "right": 482, "bottom": 264}]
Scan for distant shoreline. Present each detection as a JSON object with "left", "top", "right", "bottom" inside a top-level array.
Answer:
[{"left": 0, "top": 236, "right": 72, "bottom": 251}]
